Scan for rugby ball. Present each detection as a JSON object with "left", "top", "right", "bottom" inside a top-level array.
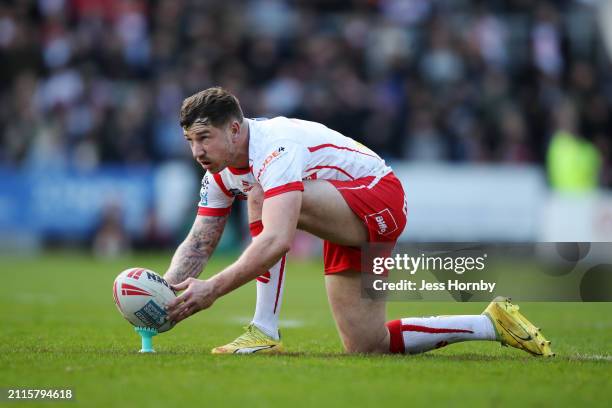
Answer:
[{"left": 113, "top": 267, "right": 176, "bottom": 333}]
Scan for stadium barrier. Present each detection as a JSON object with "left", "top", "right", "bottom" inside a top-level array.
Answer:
[{"left": 1, "top": 163, "right": 611, "bottom": 251}]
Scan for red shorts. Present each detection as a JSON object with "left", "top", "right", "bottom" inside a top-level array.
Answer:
[{"left": 323, "top": 172, "right": 407, "bottom": 274}]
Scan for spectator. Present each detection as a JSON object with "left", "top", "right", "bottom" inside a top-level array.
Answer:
[
  {"left": 0, "top": 0, "right": 609, "bottom": 188},
  {"left": 547, "top": 98, "right": 602, "bottom": 192}
]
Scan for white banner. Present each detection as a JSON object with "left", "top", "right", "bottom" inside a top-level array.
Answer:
[{"left": 391, "top": 163, "right": 547, "bottom": 241}]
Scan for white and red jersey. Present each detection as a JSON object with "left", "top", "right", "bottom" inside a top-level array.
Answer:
[
  {"left": 197, "top": 117, "right": 393, "bottom": 215},
  {"left": 197, "top": 167, "right": 256, "bottom": 216}
]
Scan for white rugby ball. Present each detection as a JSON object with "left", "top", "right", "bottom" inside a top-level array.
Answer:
[{"left": 113, "top": 267, "right": 176, "bottom": 333}]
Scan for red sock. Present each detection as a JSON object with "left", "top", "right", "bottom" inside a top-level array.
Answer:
[
  {"left": 249, "top": 220, "right": 263, "bottom": 237},
  {"left": 250, "top": 220, "right": 269, "bottom": 283},
  {"left": 386, "top": 319, "right": 405, "bottom": 354}
]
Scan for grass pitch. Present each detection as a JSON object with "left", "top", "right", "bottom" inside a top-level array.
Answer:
[{"left": 1, "top": 251, "right": 611, "bottom": 407}]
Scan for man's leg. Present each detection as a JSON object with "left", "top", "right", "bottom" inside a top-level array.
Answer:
[
  {"left": 298, "top": 180, "right": 369, "bottom": 247},
  {"left": 211, "top": 185, "right": 286, "bottom": 353},
  {"left": 325, "top": 271, "right": 389, "bottom": 353},
  {"left": 248, "top": 184, "right": 286, "bottom": 339},
  {"left": 326, "top": 271, "right": 499, "bottom": 354},
  {"left": 299, "top": 179, "right": 388, "bottom": 353},
  {"left": 298, "top": 179, "right": 494, "bottom": 354},
  {"left": 301, "top": 179, "right": 553, "bottom": 356},
  {"left": 325, "top": 271, "right": 557, "bottom": 356}
]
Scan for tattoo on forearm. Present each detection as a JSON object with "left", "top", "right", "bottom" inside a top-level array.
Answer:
[{"left": 164, "top": 215, "right": 228, "bottom": 284}]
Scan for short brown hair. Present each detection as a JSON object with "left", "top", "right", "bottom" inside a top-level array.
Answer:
[{"left": 180, "top": 87, "right": 244, "bottom": 129}]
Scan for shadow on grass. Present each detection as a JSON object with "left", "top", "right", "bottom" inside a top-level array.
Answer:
[
  {"left": 135, "top": 350, "right": 612, "bottom": 363},
  {"left": 151, "top": 350, "right": 526, "bottom": 362},
  {"left": 6, "top": 345, "right": 610, "bottom": 363}
]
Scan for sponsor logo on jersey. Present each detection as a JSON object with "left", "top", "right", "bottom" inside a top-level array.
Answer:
[
  {"left": 199, "top": 177, "right": 210, "bottom": 206},
  {"left": 365, "top": 208, "right": 399, "bottom": 236},
  {"left": 134, "top": 300, "right": 167, "bottom": 328},
  {"left": 256, "top": 147, "right": 286, "bottom": 181}
]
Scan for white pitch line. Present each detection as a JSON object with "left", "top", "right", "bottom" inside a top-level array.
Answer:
[
  {"left": 228, "top": 316, "right": 305, "bottom": 328},
  {"left": 568, "top": 354, "right": 612, "bottom": 362}
]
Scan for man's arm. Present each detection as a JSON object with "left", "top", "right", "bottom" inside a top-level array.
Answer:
[
  {"left": 166, "top": 191, "right": 301, "bottom": 322},
  {"left": 210, "top": 190, "right": 300, "bottom": 296},
  {"left": 163, "top": 214, "right": 229, "bottom": 285}
]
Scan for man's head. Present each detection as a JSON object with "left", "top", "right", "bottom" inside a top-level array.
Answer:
[{"left": 180, "top": 87, "right": 245, "bottom": 173}]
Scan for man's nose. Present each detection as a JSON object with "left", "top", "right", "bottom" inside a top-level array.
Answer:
[{"left": 192, "top": 144, "right": 206, "bottom": 159}]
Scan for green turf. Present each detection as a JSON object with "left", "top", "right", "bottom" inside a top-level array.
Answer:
[{"left": 1, "top": 251, "right": 611, "bottom": 407}]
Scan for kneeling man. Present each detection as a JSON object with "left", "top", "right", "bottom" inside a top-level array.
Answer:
[{"left": 164, "top": 87, "right": 554, "bottom": 357}]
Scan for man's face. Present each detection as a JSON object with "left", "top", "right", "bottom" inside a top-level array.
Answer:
[{"left": 183, "top": 120, "right": 237, "bottom": 173}]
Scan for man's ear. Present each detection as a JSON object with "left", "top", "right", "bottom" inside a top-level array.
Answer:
[{"left": 230, "top": 120, "right": 241, "bottom": 142}]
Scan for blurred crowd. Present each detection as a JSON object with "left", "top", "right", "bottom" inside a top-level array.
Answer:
[{"left": 1, "top": 0, "right": 611, "bottom": 186}]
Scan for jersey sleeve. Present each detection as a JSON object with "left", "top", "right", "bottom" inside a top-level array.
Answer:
[
  {"left": 253, "top": 140, "right": 306, "bottom": 199},
  {"left": 197, "top": 172, "right": 234, "bottom": 216}
]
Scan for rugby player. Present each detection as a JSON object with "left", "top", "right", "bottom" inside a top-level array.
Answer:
[{"left": 164, "top": 87, "right": 554, "bottom": 357}]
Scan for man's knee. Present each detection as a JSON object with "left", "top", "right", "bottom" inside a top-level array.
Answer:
[
  {"left": 326, "top": 274, "right": 389, "bottom": 353},
  {"left": 334, "top": 305, "right": 389, "bottom": 353},
  {"left": 339, "top": 323, "right": 389, "bottom": 354}
]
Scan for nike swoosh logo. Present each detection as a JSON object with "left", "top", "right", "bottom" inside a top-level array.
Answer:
[
  {"left": 234, "top": 345, "right": 275, "bottom": 354},
  {"left": 496, "top": 319, "right": 532, "bottom": 342}
]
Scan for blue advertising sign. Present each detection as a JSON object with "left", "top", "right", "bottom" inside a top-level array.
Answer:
[{"left": 0, "top": 167, "right": 154, "bottom": 239}]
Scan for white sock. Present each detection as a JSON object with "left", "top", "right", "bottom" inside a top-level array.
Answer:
[
  {"left": 251, "top": 255, "right": 286, "bottom": 341},
  {"left": 388, "top": 315, "right": 496, "bottom": 354}
]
